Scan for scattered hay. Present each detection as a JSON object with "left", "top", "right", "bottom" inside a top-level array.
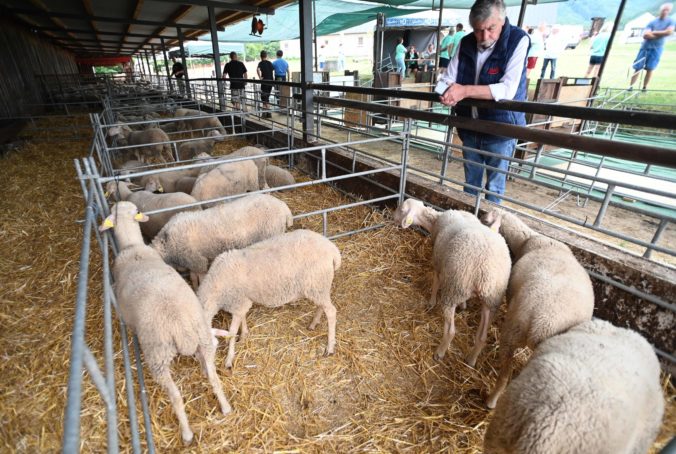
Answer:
[{"left": 0, "top": 115, "right": 673, "bottom": 453}]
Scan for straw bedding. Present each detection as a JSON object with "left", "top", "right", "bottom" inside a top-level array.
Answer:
[{"left": 0, "top": 115, "right": 673, "bottom": 453}]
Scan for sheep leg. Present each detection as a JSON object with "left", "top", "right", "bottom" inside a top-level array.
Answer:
[
  {"left": 155, "top": 367, "right": 194, "bottom": 445},
  {"left": 322, "top": 301, "right": 337, "bottom": 356},
  {"left": 433, "top": 304, "right": 457, "bottom": 361},
  {"left": 308, "top": 307, "right": 324, "bottom": 330},
  {"left": 239, "top": 316, "right": 249, "bottom": 341},
  {"left": 428, "top": 270, "right": 440, "bottom": 310},
  {"left": 465, "top": 304, "right": 493, "bottom": 367},
  {"left": 190, "top": 271, "right": 200, "bottom": 290},
  {"left": 225, "top": 314, "right": 243, "bottom": 369},
  {"left": 486, "top": 346, "right": 515, "bottom": 409},
  {"left": 197, "top": 343, "right": 232, "bottom": 415}
]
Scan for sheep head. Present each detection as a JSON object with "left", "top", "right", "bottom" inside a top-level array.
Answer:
[
  {"left": 207, "top": 130, "right": 226, "bottom": 142},
  {"left": 99, "top": 201, "right": 148, "bottom": 232},
  {"left": 481, "top": 209, "right": 503, "bottom": 233},
  {"left": 393, "top": 198, "right": 426, "bottom": 229}
]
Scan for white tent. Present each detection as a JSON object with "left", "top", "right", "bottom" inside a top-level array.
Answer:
[{"left": 622, "top": 12, "right": 655, "bottom": 43}]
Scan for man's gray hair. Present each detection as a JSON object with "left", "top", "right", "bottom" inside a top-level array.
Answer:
[{"left": 469, "top": 0, "right": 507, "bottom": 24}]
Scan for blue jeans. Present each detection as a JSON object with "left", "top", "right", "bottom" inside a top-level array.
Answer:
[
  {"left": 460, "top": 133, "right": 516, "bottom": 204},
  {"left": 395, "top": 56, "right": 406, "bottom": 77},
  {"left": 540, "top": 58, "right": 557, "bottom": 79}
]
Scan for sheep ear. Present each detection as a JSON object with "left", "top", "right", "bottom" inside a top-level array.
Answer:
[
  {"left": 134, "top": 212, "right": 149, "bottom": 223},
  {"left": 99, "top": 214, "right": 115, "bottom": 231}
]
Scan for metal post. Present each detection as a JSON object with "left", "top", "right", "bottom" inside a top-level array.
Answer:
[
  {"left": 643, "top": 219, "right": 668, "bottom": 259},
  {"left": 596, "top": 0, "right": 628, "bottom": 91},
  {"left": 313, "top": 0, "right": 319, "bottom": 72},
  {"left": 208, "top": 6, "right": 225, "bottom": 111},
  {"left": 299, "top": 0, "right": 316, "bottom": 142},
  {"left": 144, "top": 50, "right": 152, "bottom": 79},
  {"left": 439, "top": 124, "right": 453, "bottom": 184},
  {"left": 398, "top": 119, "right": 411, "bottom": 204},
  {"left": 160, "top": 37, "right": 173, "bottom": 93},
  {"left": 593, "top": 184, "right": 615, "bottom": 227},
  {"left": 517, "top": 0, "right": 528, "bottom": 28},
  {"left": 178, "top": 27, "right": 191, "bottom": 98},
  {"left": 435, "top": 0, "right": 445, "bottom": 71},
  {"left": 150, "top": 46, "right": 159, "bottom": 87}
]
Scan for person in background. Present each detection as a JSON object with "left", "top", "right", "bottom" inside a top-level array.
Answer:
[
  {"left": 525, "top": 24, "right": 544, "bottom": 78},
  {"left": 337, "top": 43, "right": 346, "bottom": 73},
  {"left": 257, "top": 50, "right": 274, "bottom": 118},
  {"left": 405, "top": 45, "right": 420, "bottom": 77},
  {"left": 540, "top": 26, "right": 566, "bottom": 79},
  {"left": 395, "top": 37, "right": 407, "bottom": 77},
  {"left": 222, "top": 51, "right": 248, "bottom": 110},
  {"left": 629, "top": 3, "right": 674, "bottom": 91},
  {"left": 438, "top": 27, "right": 455, "bottom": 70},
  {"left": 585, "top": 22, "right": 613, "bottom": 78},
  {"left": 448, "top": 23, "right": 467, "bottom": 60},
  {"left": 170, "top": 56, "right": 185, "bottom": 95},
  {"left": 437, "top": 0, "right": 529, "bottom": 204},
  {"left": 272, "top": 49, "right": 290, "bottom": 81},
  {"left": 421, "top": 43, "right": 436, "bottom": 72}
]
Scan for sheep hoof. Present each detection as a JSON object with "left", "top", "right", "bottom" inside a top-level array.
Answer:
[
  {"left": 485, "top": 394, "right": 498, "bottom": 409},
  {"left": 182, "top": 430, "right": 194, "bottom": 446},
  {"left": 308, "top": 322, "right": 318, "bottom": 330},
  {"left": 433, "top": 351, "right": 445, "bottom": 361},
  {"left": 323, "top": 348, "right": 335, "bottom": 357},
  {"left": 465, "top": 356, "right": 477, "bottom": 368},
  {"left": 221, "top": 403, "right": 233, "bottom": 415}
]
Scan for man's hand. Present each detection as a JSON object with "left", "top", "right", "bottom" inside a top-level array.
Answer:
[{"left": 439, "top": 83, "right": 467, "bottom": 106}]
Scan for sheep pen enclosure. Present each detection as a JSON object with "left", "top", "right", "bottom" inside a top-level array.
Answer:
[{"left": 0, "top": 113, "right": 674, "bottom": 453}]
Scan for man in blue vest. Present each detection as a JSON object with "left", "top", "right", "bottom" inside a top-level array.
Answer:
[{"left": 436, "top": 0, "right": 529, "bottom": 204}]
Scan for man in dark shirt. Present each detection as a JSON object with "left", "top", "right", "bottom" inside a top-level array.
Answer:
[
  {"left": 257, "top": 50, "right": 274, "bottom": 118},
  {"left": 223, "top": 51, "right": 248, "bottom": 110},
  {"left": 170, "top": 56, "right": 185, "bottom": 95}
]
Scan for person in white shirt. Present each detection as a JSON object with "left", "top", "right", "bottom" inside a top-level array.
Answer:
[
  {"left": 437, "top": 0, "right": 529, "bottom": 204},
  {"left": 540, "top": 26, "right": 567, "bottom": 79}
]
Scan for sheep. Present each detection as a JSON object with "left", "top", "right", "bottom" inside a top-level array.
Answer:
[
  {"left": 482, "top": 209, "right": 594, "bottom": 409},
  {"left": 190, "top": 160, "right": 258, "bottom": 207},
  {"left": 176, "top": 131, "right": 224, "bottom": 161},
  {"left": 108, "top": 125, "right": 173, "bottom": 163},
  {"left": 98, "top": 201, "right": 232, "bottom": 445},
  {"left": 137, "top": 152, "right": 216, "bottom": 192},
  {"left": 151, "top": 193, "right": 293, "bottom": 288},
  {"left": 224, "top": 146, "right": 268, "bottom": 189},
  {"left": 105, "top": 180, "right": 200, "bottom": 239},
  {"left": 483, "top": 319, "right": 664, "bottom": 454},
  {"left": 393, "top": 199, "right": 511, "bottom": 366},
  {"left": 175, "top": 108, "right": 227, "bottom": 137},
  {"left": 175, "top": 176, "right": 197, "bottom": 194},
  {"left": 265, "top": 165, "right": 296, "bottom": 189},
  {"left": 197, "top": 229, "right": 341, "bottom": 369}
]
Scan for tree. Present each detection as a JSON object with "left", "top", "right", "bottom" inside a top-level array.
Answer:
[{"left": 244, "top": 41, "right": 281, "bottom": 62}]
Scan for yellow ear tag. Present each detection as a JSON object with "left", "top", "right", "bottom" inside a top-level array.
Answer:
[
  {"left": 490, "top": 224, "right": 499, "bottom": 232},
  {"left": 134, "top": 213, "right": 144, "bottom": 221},
  {"left": 404, "top": 215, "right": 413, "bottom": 227},
  {"left": 104, "top": 191, "right": 110, "bottom": 197},
  {"left": 103, "top": 218, "right": 114, "bottom": 228}
]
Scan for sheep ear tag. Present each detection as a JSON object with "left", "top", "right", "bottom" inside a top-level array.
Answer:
[
  {"left": 404, "top": 215, "right": 413, "bottom": 227},
  {"left": 99, "top": 217, "right": 115, "bottom": 232},
  {"left": 134, "top": 212, "right": 149, "bottom": 222}
]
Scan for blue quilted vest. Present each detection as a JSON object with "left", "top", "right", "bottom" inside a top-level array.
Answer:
[{"left": 455, "top": 18, "right": 529, "bottom": 141}]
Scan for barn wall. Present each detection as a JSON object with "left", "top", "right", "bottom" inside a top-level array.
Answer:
[{"left": 0, "top": 16, "right": 78, "bottom": 118}]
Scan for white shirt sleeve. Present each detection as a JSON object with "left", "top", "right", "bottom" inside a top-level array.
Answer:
[{"left": 488, "top": 35, "right": 530, "bottom": 102}]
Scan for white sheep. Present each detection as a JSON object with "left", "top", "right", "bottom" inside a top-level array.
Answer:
[
  {"left": 151, "top": 193, "right": 293, "bottom": 288},
  {"left": 483, "top": 319, "right": 664, "bottom": 454},
  {"left": 137, "top": 152, "right": 215, "bottom": 192},
  {"left": 224, "top": 146, "right": 268, "bottom": 189},
  {"left": 197, "top": 229, "right": 341, "bottom": 368},
  {"left": 265, "top": 165, "right": 296, "bottom": 189},
  {"left": 174, "top": 176, "right": 197, "bottom": 194},
  {"left": 393, "top": 199, "right": 511, "bottom": 366},
  {"left": 99, "top": 201, "right": 231, "bottom": 445},
  {"left": 108, "top": 125, "right": 173, "bottom": 163},
  {"left": 175, "top": 108, "right": 227, "bottom": 137},
  {"left": 177, "top": 131, "right": 224, "bottom": 161},
  {"left": 105, "top": 180, "right": 200, "bottom": 239},
  {"left": 190, "top": 160, "right": 258, "bottom": 207},
  {"left": 482, "top": 209, "right": 594, "bottom": 409}
]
